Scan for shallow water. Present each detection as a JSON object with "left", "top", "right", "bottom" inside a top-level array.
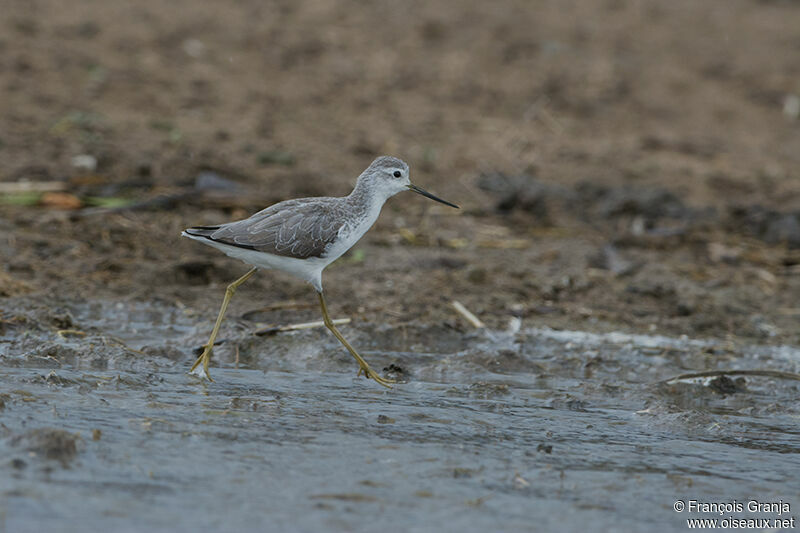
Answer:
[{"left": 1, "top": 299, "right": 799, "bottom": 532}]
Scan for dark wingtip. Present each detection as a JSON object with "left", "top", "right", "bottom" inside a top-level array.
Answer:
[
  {"left": 183, "top": 225, "right": 221, "bottom": 237},
  {"left": 188, "top": 225, "right": 222, "bottom": 231},
  {"left": 183, "top": 226, "right": 258, "bottom": 251}
]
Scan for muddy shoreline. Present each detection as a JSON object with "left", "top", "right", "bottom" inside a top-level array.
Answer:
[
  {"left": 3, "top": 0, "right": 800, "bottom": 531},
  {"left": 3, "top": 310, "right": 800, "bottom": 532}
]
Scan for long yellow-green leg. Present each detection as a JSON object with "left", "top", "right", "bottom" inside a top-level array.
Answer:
[
  {"left": 317, "top": 291, "right": 395, "bottom": 388},
  {"left": 190, "top": 267, "right": 258, "bottom": 380}
]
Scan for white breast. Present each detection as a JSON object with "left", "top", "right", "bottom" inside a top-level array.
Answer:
[{"left": 322, "top": 198, "right": 385, "bottom": 263}]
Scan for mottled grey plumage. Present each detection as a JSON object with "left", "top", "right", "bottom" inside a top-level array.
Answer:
[
  {"left": 184, "top": 156, "right": 412, "bottom": 260},
  {"left": 184, "top": 198, "right": 349, "bottom": 259}
]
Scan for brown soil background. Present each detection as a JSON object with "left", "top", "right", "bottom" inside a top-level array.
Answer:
[{"left": 2, "top": 0, "right": 799, "bottom": 345}]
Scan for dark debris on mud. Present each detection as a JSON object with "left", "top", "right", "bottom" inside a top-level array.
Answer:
[{"left": 10, "top": 428, "right": 80, "bottom": 466}]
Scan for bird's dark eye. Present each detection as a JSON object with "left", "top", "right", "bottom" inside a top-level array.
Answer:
[{"left": 393, "top": 170, "right": 402, "bottom": 178}]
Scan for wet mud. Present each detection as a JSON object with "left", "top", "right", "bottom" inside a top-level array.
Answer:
[{"left": 2, "top": 299, "right": 800, "bottom": 532}]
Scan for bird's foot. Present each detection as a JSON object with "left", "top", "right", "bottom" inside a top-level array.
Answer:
[
  {"left": 189, "top": 348, "right": 214, "bottom": 382},
  {"left": 357, "top": 362, "right": 395, "bottom": 388}
]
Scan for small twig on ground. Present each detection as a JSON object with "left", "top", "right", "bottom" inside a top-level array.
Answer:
[
  {"left": 103, "top": 335, "right": 146, "bottom": 355},
  {"left": 76, "top": 191, "right": 198, "bottom": 217},
  {"left": 0, "top": 181, "right": 66, "bottom": 193},
  {"left": 241, "top": 301, "right": 316, "bottom": 319},
  {"left": 659, "top": 369, "right": 800, "bottom": 384},
  {"left": 451, "top": 301, "right": 485, "bottom": 329},
  {"left": 476, "top": 239, "right": 530, "bottom": 249},
  {"left": 254, "top": 318, "right": 350, "bottom": 336},
  {"left": 57, "top": 329, "right": 86, "bottom": 338}
]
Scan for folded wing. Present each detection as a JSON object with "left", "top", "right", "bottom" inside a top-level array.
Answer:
[{"left": 186, "top": 198, "right": 345, "bottom": 259}]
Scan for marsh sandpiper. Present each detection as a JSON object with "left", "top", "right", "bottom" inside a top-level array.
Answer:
[{"left": 182, "top": 156, "right": 459, "bottom": 387}]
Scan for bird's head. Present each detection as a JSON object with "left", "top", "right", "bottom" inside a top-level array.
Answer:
[{"left": 360, "top": 156, "right": 459, "bottom": 208}]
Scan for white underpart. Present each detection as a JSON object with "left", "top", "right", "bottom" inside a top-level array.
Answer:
[
  {"left": 181, "top": 191, "right": 389, "bottom": 293},
  {"left": 322, "top": 193, "right": 386, "bottom": 263}
]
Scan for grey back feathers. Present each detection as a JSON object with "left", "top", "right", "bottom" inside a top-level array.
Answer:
[{"left": 185, "top": 198, "right": 349, "bottom": 259}]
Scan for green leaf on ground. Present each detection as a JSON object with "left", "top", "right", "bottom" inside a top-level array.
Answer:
[{"left": 0, "top": 192, "right": 42, "bottom": 206}]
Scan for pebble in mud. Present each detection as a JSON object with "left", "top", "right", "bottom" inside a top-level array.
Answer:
[
  {"left": 587, "top": 245, "right": 640, "bottom": 277},
  {"left": 27, "top": 344, "right": 81, "bottom": 366},
  {"left": 707, "top": 375, "right": 747, "bottom": 395},
  {"left": 727, "top": 205, "right": 800, "bottom": 248},
  {"left": 26, "top": 370, "right": 80, "bottom": 387}
]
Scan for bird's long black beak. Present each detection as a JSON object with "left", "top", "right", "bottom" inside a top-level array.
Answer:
[{"left": 407, "top": 184, "right": 459, "bottom": 209}]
